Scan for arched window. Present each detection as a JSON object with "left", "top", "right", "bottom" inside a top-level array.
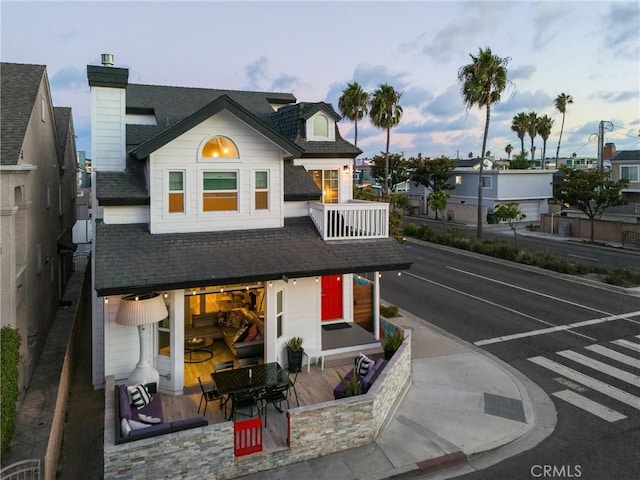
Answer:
[
  {"left": 313, "top": 115, "right": 329, "bottom": 138},
  {"left": 201, "top": 136, "right": 239, "bottom": 158}
]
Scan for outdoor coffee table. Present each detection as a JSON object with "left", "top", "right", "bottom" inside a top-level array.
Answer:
[{"left": 184, "top": 337, "right": 214, "bottom": 363}]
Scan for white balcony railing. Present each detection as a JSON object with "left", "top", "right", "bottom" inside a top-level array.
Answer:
[{"left": 309, "top": 200, "right": 389, "bottom": 240}]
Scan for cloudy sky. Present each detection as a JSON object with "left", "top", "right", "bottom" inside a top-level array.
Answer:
[{"left": 2, "top": 1, "right": 639, "bottom": 161}]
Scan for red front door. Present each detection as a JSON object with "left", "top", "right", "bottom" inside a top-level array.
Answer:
[{"left": 321, "top": 275, "right": 343, "bottom": 321}]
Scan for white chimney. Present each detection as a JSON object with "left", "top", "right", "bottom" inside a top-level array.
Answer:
[{"left": 101, "top": 53, "right": 115, "bottom": 67}]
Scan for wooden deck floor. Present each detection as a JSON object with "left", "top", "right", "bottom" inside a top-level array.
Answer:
[{"left": 165, "top": 351, "right": 352, "bottom": 451}]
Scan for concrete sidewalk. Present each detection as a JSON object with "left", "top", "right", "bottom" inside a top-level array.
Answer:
[{"left": 238, "top": 308, "right": 557, "bottom": 480}]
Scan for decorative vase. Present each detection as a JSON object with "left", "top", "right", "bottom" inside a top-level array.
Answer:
[{"left": 287, "top": 348, "right": 304, "bottom": 373}]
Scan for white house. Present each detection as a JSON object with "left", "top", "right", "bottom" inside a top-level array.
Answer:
[{"left": 87, "top": 55, "right": 411, "bottom": 394}]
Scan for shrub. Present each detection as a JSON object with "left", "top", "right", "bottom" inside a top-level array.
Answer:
[
  {"left": 337, "top": 369, "right": 362, "bottom": 396},
  {"left": 380, "top": 305, "right": 399, "bottom": 318},
  {"left": 604, "top": 268, "right": 640, "bottom": 287},
  {"left": 383, "top": 329, "right": 404, "bottom": 351},
  {"left": 1, "top": 326, "right": 21, "bottom": 455}
]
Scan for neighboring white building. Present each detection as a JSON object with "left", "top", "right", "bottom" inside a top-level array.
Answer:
[{"left": 87, "top": 55, "right": 410, "bottom": 393}]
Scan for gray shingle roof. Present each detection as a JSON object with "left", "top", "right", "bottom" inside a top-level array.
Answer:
[
  {"left": 273, "top": 103, "right": 361, "bottom": 158},
  {"left": 53, "top": 107, "right": 72, "bottom": 162},
  {"left": 283, "top": 162, "right": 321, "bottom": 201},
  {"left": 1, "top": 63, "right": 46, "bottom": 165},
  {"left": 94, "top": 217, "right": 411, "bottom": 295},
  {"left": 610, "top": 150, "right": 640, "bottom": 162},
  {"left": 96, "top": 156, "right": 149, "bottom": 205}
]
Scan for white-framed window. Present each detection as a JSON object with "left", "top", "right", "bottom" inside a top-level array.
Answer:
[
  {"left": 255, "top": 171, "right": 269, "bottom": 210},
  {"left": 202, "top": 171, "right": 238, "bottom": 211},
  {"left": 306, "top": 113, "right": 335, "bottom": 141},
  {"left": 41, "top": 97, "right": 46, "bottom": 122},
  {"left": 310, "top": 169, "right": 339, "bottom": 204},
  {"left": 481, "top": 176, "right": 492, "bottom": 188},
  {"left": 168, "top": 171, "right": 185, "bottom": 213},
  {"left": 620, "top": 165, "right": 639, "bottom": 182},
  {"left": 276, "top": 289, "right": 284, "bottom": 340},
  {"left": 199, "top": 136, "right": 239, "bottom": 160},
  {"left": 455, "top": 175, "right": 462, "bottom": 185}
]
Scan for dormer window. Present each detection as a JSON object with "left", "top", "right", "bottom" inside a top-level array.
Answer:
[
  {"left": 201, "top": 136, "right": 239, "bottom": 159},
  {"left": 306, "top": 113, "right": 335, "bottom": 141}
]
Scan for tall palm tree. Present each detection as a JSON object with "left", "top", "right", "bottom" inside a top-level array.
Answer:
[
  {"left": 338, "top": 81, "right": 370, "bottom": 147},
  {"left": 554, "top": 92, "right": 573, "bottom": 163},
  {"left": 511, "top": 112, "right": 528, "bottom": 154},
  {"left": 369, "top": 84, "right": 403, "bottom": 195},
  {"left": 505, "top": 143, "right": 513, "bottom": 160},
  {"left": 537, "top": 114, "right": 554, "bottom": 169},
  {"left": 457, "top": 46, "right": 510, "bottom": 239},
  {"left": 526, "top": 111, "right": 539, "bottom": 166}
]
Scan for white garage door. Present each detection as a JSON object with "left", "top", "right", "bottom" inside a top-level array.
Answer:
[{"left": 517, "top": 202, "right": 541, "bottom": 222}]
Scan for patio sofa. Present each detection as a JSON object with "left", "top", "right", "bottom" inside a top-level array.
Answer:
[
  {"left": 333, "top": 357, "right": 387, "bottom": 400},
  {"left": 115, "top": 383, "right": 207, "bottom": 444},
  {"left": 185, "top": 308, "right": 264, "bottom": 359}
]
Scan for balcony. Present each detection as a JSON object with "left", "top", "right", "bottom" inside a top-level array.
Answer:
[{"left": 309, "top": 200, "right": 389, "bottom": 240}]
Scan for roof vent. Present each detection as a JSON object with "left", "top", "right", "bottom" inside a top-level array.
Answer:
[{"left": 101, "top": 53, "right": 115, "bottom": 67}]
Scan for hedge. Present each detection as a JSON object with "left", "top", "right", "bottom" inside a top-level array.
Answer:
[{"left": 1, "top": 326, "right": 21, "bottom": 455}]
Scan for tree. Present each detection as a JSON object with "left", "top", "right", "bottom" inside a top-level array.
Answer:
[
  {"left": 556, "top": 166, "right": 629, "bottom": 241},
  {"left": 368, "top": 152, "right": 410, "bottom": 192},
  {"left": 338, "top": 81, "right": 370, "bottom": 147},
  {"left": 370, "top": 84, "right": 403, "bottom": 196},
  {"left": 505, "top": 144, "right": 513, "bottom": 160},
  {"left": 493, "top": 202, "right": 526, "bottom": 246},
  {"left": 468, "top": 152, "right": 474, "bottom": 158},
  {"left": 458, "top": 46, "right": 510, "bottom": 239},
  {"left": 511, "top": 112, "right": 528, "bottom": 154},
  {"left": 537, "top": 114, "right": 554, "bottom": 169},
  {"left": 508, "top": 151, "right": 531, "bottom": 170},
  {"left": 409, "top": 154, "right": 456, "bottom": 192},
  {"left": 554, "top": 92, "right": 574, "bottom": 163},
  {"left": 526, "top": 111, "right": 539, "bottom": 166},
  {"left": 428, "top": 190, "right": 450, "bottom": 220}
]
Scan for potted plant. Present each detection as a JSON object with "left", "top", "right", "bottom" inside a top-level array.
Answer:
[
  {"left": 383, "top": 329, "right": 404, "bottom": 360},
  {"left": 285, "top": 336, "right": 304, "bottom": 373},
  {"left": 337, "top": 369, "right": 362, "bottom": 397}
]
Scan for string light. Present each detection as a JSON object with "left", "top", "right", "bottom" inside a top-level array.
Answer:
[
  {"left": 163, "top": 292, "right": 168, "bottom": 298},
  {"left": 104, "top": 297, "right": 109, "bottom": 304},
  {"left": 397, "top": 272, "right": 402, "bottom": 277}
]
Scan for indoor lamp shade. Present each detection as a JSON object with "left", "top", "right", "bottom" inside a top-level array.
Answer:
[{"left": 116, "top": 293, "right": 168, "bottom": 386}]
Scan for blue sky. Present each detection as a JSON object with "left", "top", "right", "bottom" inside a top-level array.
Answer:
[{"left": 2, "top": 1, "right": 639, "bottom": 161}]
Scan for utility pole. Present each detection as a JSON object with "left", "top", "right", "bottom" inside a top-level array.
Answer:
[{"left": 597, "top": 121, "right": 614, "bottom": 169}]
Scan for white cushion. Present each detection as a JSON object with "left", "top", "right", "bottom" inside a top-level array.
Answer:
[
  {"left": 355, "top": 353, "right": 374, "bottom": 377},
  {"left": 127, "top": 384, "right": 152, "bottom": 409},
  {"left": 139, "top": 413, "right": 161, "bottom": 424},
  {"left": 128, "top": 419, "right": 149, "bottom": 430},
  {"left": 120, "top": 418, "right": 132, "bottom": 438}
]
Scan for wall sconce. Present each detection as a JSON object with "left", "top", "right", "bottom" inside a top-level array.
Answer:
[{"left": 343, "top": 165, "right": 350, "bottom": 174}]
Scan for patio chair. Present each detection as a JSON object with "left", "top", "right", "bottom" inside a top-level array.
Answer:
[
  {"left": 238, "top": 356, "right": 261, "bottom": 368},
  {"left": 197, "top": 376, "right": 227, "bottom": 417},
  {"left": 286, "top": 368, "right": 300, "bottom": 407},
  {"left": 213, "top": 360, "right": 235, "bottom": 372},
  {"left": 231, "top": 389, "right": 264, "bottom": 422},
  {"left": 261, "top": 384, "right": 290, "bottom": 427}
]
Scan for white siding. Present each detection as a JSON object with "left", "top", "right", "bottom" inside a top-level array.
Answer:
[
  {"left": 284, "top": 201, "right": 310, "bottom": 218},
  {"left": 91, "top": 87, "right": 126, "bottom": 172},
  {"left": 149, "top": 111, "right": 285, "bottom": 234},
  {"left": 103, "top": 206, "right": 150, "bottom": 224},
  {"left": 104, "top": 296, "right": 140, "bottom": 381}
]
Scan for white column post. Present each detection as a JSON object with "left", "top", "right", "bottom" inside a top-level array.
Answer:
[{"left": 373, "top": 271, "right": 380, "bottom": 340}]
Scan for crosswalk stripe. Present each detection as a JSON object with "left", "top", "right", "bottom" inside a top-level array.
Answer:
[
  {"left": 612, "top": 339, "right": 640, "bottom": 353},
  {"left": 553, "top": 389, "right": 627, "bottom": 422},
  {"left": 528, "top": 356, "right": 640, "bottom": 410},
  {"left": 556, "top": 350, "right": 640, "bottom": 387},
  {"left": 585, "top": 345, "right": 640, "bottom": 370}
]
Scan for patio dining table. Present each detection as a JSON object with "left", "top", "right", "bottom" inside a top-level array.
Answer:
[{"left": 212, "top": 361, "right": 292, "bottom": 397}]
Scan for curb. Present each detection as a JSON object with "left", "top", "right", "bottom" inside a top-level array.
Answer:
[{"left": 417, "top": 451, "right": 468, "bottom": 475}]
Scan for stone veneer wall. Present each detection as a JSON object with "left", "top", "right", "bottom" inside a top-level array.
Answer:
[{"left": 103, "top": 329, "right": 411, "bottom": 479}]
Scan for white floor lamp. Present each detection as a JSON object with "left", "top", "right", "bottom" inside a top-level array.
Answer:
[{"left": 115, "top": 292, "right": 168, "bottom": 386}]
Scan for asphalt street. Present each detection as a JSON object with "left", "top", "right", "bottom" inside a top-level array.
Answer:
[{"left": 381, "top": 240, "right": 640, "bottom": 480}]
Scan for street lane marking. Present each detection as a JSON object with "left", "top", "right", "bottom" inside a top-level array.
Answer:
[
  {"left": 404, "top": 271, "right": 595, "bottom": 342},
  {"left": 528, "top": 356, "right": 640, "bottom": 410},
  {"left": 612, "top": 339, "right": 640, "bottom": 353},
  {"left": 447, "top": 267, "right": 611, "bottom": 315},
  {"left": 568, "top": 254, "right": 598, "bottom": 262},
  {"left": 585, "top": 345, "right": 640, "bottom": 370},
  {"left": 475, "top": 311, "right": 640, "bottom": 346},
  {"left": 556, "top": 350, "right": 640, "bottom": 387},
  {"left": 553, "top": 390, "right": 626, "bottom": 422}
]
